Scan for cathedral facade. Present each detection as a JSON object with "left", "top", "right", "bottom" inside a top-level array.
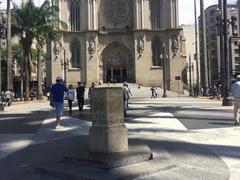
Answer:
[{"left": 46, "top": 0, "right": 186, "bottom": 92}]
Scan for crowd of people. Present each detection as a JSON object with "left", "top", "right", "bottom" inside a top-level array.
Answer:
[{"left": 49, "top": 76, "right": 134, "bottom": 129}]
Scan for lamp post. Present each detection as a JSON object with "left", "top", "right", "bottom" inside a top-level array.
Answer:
[
  {"left": 61, "top": 49, "right": 69, "bottom": 85},
  {"left": 194, "top": 0, "right": 200, "bottom": 96},
  {"left": 200, "top": 0, "right": 209, "bottom": 96},
  {"left": 188, "top": 55, "right": 193, "bottom": 96},
  {"left": 216, "top": 4, "right": 224, "bottom": 97},
  {"left": 0, "top": 11, "right": 7, "bottom": 110},
  {"left": 160, "top": 43, "right": 168, "bottom": 98},
  {"left": 192, "top": 63, "right": 195, "bottom": 90},
  {"left": 222, "top": 0, "right": 233, "bottom": 106}
]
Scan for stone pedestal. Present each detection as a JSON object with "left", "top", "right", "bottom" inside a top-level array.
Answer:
[
  {"left": 0, "top": 100, "right": 4, "bottom": 111},
  {"left": 89, "top": 87, "right": 128, "bottom": 153}
]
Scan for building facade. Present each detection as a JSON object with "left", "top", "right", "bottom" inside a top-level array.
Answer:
[
  {"left": 46, "top": 0, "right": 186, "bottom": 92},
  {"left": 199, "top": 4, "right": 239, "bottom": 86},
  {"left": 181, "top": 24, "right": 199, "bottom": 88}
]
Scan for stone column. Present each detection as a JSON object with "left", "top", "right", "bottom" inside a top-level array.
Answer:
[{"left": 89, "top": 87, "right": 128, "bottom": 153}]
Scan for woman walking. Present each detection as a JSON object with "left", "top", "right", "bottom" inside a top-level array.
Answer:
[{"left": 67, "top": 84, "right": 75, "bottom": 114}]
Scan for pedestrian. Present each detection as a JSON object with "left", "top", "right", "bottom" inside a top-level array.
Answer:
[
  {"left": 154, "top": 84, "right": 158, "bottom": 97},
  {"left": 51, "top": 76, "right": 68, "bottom": 129},
  {"left": 231, "top": 75, "right": 240, "bottom": 125},
  {"left": 151, "top": 86, "right": 156, "bottom": 98},
  {"left": 88, "top": 82, "right": 95, "bottom": 110},
  {"left": 67, "top": 84, "right": 75, "bottom": 114},
  {"left": 76, "top": 82, "right": 85, "bottom": 111},
  {"left": 4, "top": 90, "right": 13, "bottom": 106},
  {"left": 123, "top": 82, "right": 132, "bottom": 108}
]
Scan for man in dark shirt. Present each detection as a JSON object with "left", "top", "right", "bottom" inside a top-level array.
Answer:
[
  {"left": 76, "top": 82, "right": 85, "bottom": 111},
  {"left": 51, "top": 76, "right": 68, "bottom": 129}
]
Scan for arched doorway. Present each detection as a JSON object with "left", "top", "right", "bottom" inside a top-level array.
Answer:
[{"left": 100, "top": 42, "right": 134, "bottom": 83}]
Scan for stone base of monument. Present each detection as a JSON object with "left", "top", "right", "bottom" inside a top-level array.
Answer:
[
  {"left": 37, "top": 142, "right": 177, "bottom": 180},
  {"left": 89, "top": 126, "right": 128, "bottom": 153},
  {"left": 0, "top": 102, "right": 4, "bottom": 111},
  {"left": 64, "top": 145, "right": 152, "bottom": 169}
]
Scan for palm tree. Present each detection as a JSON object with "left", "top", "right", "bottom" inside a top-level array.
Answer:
[
  {"left": 6, "top": 0, "right": 13, "bottom": 91},
  {"left": 35, "top": 0, "right": 66, "bottom": 99},
  {"left": 11, "top": 0, "right": 66, "bottom": 100}
]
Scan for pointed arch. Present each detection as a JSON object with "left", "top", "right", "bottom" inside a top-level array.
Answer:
[
  {"left": 70, "top": 39, "right": 80, "bottom": 68},
  {"left": 150, "top": 0, "right": 161, "bottom": 29},
  {"left": 70, "top": 0, "right": 81, "bottom": 31},
  {"left": 151, "top": 37, "right": 162, "bottom": 66},
  {"left": 100, "top": 42, "right": 135, "bottom": 83}
]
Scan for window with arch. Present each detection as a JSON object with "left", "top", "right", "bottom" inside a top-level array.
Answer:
[
  {"left": 70, "top": 0, "right": 81, "bottom": 31},
  {"left": 150, "top": 0, "right": 161, "bottom": 29},
  {"left": 152, "top": 37, "right": 162, "bottom": 66},
  {"left": 70, "top": 39, "right": 80, "bottom": 68}
]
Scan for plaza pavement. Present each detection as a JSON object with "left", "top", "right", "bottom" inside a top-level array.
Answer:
[{"left": 0, "top": 86, "right": 239, "bottom": 179}]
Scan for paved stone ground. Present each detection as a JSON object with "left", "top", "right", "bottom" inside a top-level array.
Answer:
[{"left": 0, "top": 87, "right": 239, "bottom": 179}]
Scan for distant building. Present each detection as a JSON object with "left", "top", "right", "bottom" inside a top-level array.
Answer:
[
  {"left": 199, "top": 4, "right": 239, "bottom": 85},
  {"left": 181, "top": 24, "right": 199, "bottom": 88}
]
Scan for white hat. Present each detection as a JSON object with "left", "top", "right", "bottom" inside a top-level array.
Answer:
[
  {"left": 237, "top": 75, "right": 240, "bottom": 80},
  {"left": 56, "top": 76, "right": 63, "bottom": 81}
]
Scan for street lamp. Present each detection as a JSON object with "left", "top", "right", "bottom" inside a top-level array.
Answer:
[
  {"left": 160, "top": 43, "right": 168, "bottom": 98},
  {"left": 229, "top": 8, "right": 237, "bottom": 37},
  {"left": 61, "top": 49, "right": 69, "bottom": 85},
  {"left": 221, "top": 0, "right": 232, "bottom": 106},
  {"left": 188, "top": 55, "right": 193, "bottom": 96},
  {"left": 0, "top": 11, "right": 7, "bottom": 111}
]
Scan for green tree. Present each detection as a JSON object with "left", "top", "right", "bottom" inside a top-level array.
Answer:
[{"left": 11, "top": 0, "right": 66, "bottom": 100}]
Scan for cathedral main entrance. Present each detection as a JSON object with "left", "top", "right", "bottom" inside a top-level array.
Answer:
[
  {"left": 100, "top": 42, "right": 134, "bottom": 83},
  {"left": 107, "top": 68, "right": 127, "bottom": 83}
]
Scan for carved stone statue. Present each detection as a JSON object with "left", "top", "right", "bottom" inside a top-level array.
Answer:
[
  {"left": 53, "top": 42, "right": 61, "bottom": 57},
  {"left": 171, "top": 37, "right": 179, "bottom": 55},
  {"left": 88, "top": 38, "right": 96, "bottom": 57},
  {"left": 103, "top": 0, "right": 129, "bottom": 25},
  {"left": 137, "top": 36, "right": 144, "bottom": 56}
]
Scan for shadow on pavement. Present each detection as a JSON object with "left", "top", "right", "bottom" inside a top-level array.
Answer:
[{"left": 0, "top": 110, "right": 50, "bottom": 134}]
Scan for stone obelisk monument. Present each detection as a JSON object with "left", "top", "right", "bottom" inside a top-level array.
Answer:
[{"left": 89, "top": 87, "right": 128, "bottom": 153}]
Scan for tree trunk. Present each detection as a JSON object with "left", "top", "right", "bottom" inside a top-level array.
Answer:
[
  {"left": 24, "top": 52, "right": 31, "bottom": 101},
  {"left": 6, "top": 0, "right": 13, "bottom": 91},
  {"left": 37, "top": 49, "right": 43, "bottom": 99}
]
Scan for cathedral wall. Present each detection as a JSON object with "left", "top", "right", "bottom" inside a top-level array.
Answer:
[
  {"left": 50, "top": 32, "right": 87, "bottom": 86},
  {"left": 48, "top": 0, "right": 183, "bottom": 90},
  {"left": 134, "top": 29, "right": 185, "bottom": 93},
  {"left": 134, "top": 31, "right": 165, "bottom": 86},
  {"left": 85, "top": 32, "right": 99, "bottom": 84}
]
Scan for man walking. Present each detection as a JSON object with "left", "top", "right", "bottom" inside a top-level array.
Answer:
[
  {"left": 122, "top": 82, "right": 132, "bottom": 115},
  {"left": 88, "top": 82, "right": 95, "bottom": 110},
  {"left": 51, "top": 76, "right": 68, "bottom": 129},
  {"left": 4, "top": 90, "right": 13, "bottom": 106},
  {"left": 76, "top": 82, "right": 85, "bottom": 111},
  {"left": 231, "top": 75, "right": 240, "bottom": 125}
]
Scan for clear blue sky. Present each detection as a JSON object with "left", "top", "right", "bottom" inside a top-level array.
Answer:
[{"left": 1, "top": 0, "right": 238, "bottom": 25}]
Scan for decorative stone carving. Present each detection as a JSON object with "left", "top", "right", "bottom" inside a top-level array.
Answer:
[
  {"left": 88, "top": 38, "right": 96, "bottom": 57},
  {"left": 106, "top": 51, "right": 126, "bottom": 66},
  {"left": 103, "top": 0, "right": 129, "bottom": 25},
  {"left": 171, "top": 37, "right": 179, "bottom": 55},
  {"left": 137, "top": 36, "right": 144, "bottom": 56},
  {"left": 53, "top": 41, "right": 61, "bottom": 57}
]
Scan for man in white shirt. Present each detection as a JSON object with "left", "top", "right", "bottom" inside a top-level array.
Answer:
[
  {"left": 231, "top": 75, "right": 240, "bottom": 125},
  {"left": 4, "top": 90, "right": 13, "bottom": 106}
]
